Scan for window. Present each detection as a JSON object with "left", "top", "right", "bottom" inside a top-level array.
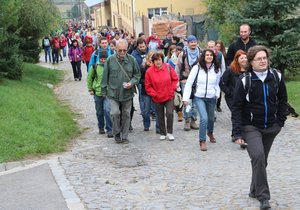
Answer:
[{"left": 148, "top": 8, "right": 168, "bottom": 19}]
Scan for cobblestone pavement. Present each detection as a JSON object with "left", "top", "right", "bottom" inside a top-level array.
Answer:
[{"left": 45, "top": 59, "right": 299, "bottom": 210}]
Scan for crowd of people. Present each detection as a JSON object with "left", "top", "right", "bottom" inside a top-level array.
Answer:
[{"left": 42, "top": 22, "right": 290, "bottom": 210}]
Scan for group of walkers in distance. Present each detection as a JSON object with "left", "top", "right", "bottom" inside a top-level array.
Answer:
[{"left": 42, "top": 21, "right": 289, "bottom": 210}]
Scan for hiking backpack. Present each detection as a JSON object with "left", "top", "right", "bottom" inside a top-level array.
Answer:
[{"left": 43, "top": 38, "right": 50, "bottom": 47}]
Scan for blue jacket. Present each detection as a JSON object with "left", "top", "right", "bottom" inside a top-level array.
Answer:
[{"left": 88, "top": 46, "right": 113, "bottom": 71}]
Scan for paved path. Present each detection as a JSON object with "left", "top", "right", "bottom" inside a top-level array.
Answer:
[{"left": 1, "top": 58, "right": 300, "bottom": 210}]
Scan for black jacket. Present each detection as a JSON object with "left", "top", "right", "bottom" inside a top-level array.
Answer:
[
  {"left": 225, "top": 38, "right": 257, "bottom": 66},
  {"left": 231, "top": 68, "right": 288, "bottom": 139},
  {"left": 219, "top": 68, "right": 241, "bottom": 110}
]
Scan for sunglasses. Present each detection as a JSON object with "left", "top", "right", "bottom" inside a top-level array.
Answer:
[{"left": 118, "top": 49, "right": 127, "bottom": 52}]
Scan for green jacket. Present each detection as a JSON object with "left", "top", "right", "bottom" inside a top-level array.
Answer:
[
  {"left": 102, "top": 54, "right": 141, "bottom": 102},
  {"left": 87, "top": 63, "right": 104, "bottom": 96}
]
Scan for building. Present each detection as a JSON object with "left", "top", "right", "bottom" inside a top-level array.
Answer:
[{"left": 86, "top": 0, "right": 206, "bottom": 37}]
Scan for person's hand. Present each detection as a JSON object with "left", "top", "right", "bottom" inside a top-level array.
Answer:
[
  {"left": 181, "top": 80, "right": 187, "bottom": 84},
  {"left": 234, "top": 138, "right": 247, "bottom": 145},
  {"left": 89, "top": 90, "right": 94, "bottom": 95},
  {"left": 183, "top": 101, "right": 189, "bottom": 107},
  {"left": 125, "top": 82, "right": 132, "bottom": 89}
]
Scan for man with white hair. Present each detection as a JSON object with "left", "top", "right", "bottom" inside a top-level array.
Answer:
[{"left": 101, "top": 39, "right": 141, "bottom": 144}]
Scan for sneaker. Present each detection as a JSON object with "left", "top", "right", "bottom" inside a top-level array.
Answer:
[
  {"left": 167, "top": 133, "right": 175, "bottom": 141},
  {"left": 144, "top": 127, "right": 149, "bottom": 131},
  {"left": 99, "top": 128, "right": 105, "bottom": 134},
  {"left": 156, "top": 130, "right": 160, "bottom": 134},
  {"left": 260, "top": 199, "right": 271, "bottom": 210},
  {"left": 159, "top": 135, "right": 166, "bottom": 140},
  {"left": 248, "top": 192, "right": 256, "bottom": 198}
]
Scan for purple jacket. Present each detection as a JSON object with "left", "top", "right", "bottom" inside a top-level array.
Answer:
[{"left": 68, "top": 46, "right": 82, "bottom": 62}]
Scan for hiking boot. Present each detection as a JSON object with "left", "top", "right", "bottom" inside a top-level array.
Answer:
[
  {"left": 184, "top": 119, "right": 191, "bottom": 131},
  {"left": 207, "top": 132, "right": 216, "bottom": 143},
  {"left": 199, "top": 141, "right": 207, "bottom": 151},
  {"left": 115, "top": 133, "right": 122, "bottom": 143},
  {"left": 99, "top": 128, "right": 105, "bottom": 134},
  {"left": 190, "top": 120, "right": 199, "bottom": 130},
  {"left": 107, "top": 133, "right": 114, "bottom": 138},
  {"left": 260, "top": 199, "right": 271, "bottom": 210},
  {"left": 177, "top": 111, "right": 183, "bottom": 122},
  {"left": 122, "top": 139, "right": 129, "bottom": 144}
]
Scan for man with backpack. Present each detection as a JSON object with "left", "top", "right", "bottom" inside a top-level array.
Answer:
[
  {"left": 42, "top": 34, "right": 51, "bottom": 63},
  {"left": 177, "top": 35, "right": 201, "bottom": 131}
]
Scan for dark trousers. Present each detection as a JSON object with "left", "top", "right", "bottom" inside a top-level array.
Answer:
[
  {"left": 155, "top": 99, "right": 174, "bottom": 135},
  {"left": 85, "top": 61, "right": 90, "bottom": 72},
  {"left": 216, "top": 92, "right": 222, "bottom": 108},
  {"left": 242, "top": 124, "right": 281, "bottom": 201},
  {"left": 71, "top": 61, "right": 82, "bottom": 79},
  {"left": 52, "top": 48, "right": 59, "bottom": 63}
]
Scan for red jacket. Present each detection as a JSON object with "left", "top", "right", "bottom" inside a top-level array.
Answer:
[
  {"left": 82, "top": 45, "right": 94, "bottom": 62},
  {"left": 145, "top": 63, "right": 178, "bottom": 103}
]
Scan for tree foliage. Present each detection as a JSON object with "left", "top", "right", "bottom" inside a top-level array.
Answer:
[
  {"left": 0, "top": 0, "right": 62, "bottom": 79},
  {"left": 230, "top": 0, "right": 300, "bottom": 74},
  {"left": 205, "top": 0, "right": 300, "bottom": 75},
  {"left": 0, "top": 0, "right": 23, "bottom": 79}
]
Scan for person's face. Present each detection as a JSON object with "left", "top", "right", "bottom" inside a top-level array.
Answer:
[
  {"left": 215, "top": 43, "right": 221, "bottom": 51},
  {"left": 240, "top": 25, "right": 251, "bottom": 41},
  {"left": 204, "top": 51, "right": 214, "bottom": 64},
  {"left": 138, "top": 42, "right": 146, "bottom": 53},
  {"left": 207, "top": 42, "right": 215, "bottom": 51},
  {"left": 171, "top": 49, "right": 176, "bottom": 55},
  {"left": 152, "top": 32, "right": 157, "bottom": 38},
  {"left": 188, "top": 41, "right": 198, "bottom": 50},
  {"left": 100, "top": 40, "right": 108, "bottom": 49},
  {"left": 237, "top": 54, "right": 248, "bottom": 70},
  {"left": 251, "top": 51, "right": 268, "bottom": 72},
  {"left": 167, "top": 33, "right": 172, "bottom": 39},
  {"left": 115, "top": 34, "right": 119, "bottom": 40},
  {"left": 116, "top": 43, "right": 127, "bottom": 59},
  {"left": 154, "top": 57, "right": 163, "bottom": 68},
  {"left": 100, "top": 58, "right": 106, "bottom": 64},
  {"left": 110, "top": 43, "right": 116, "bottom": 50},
  {"left": 73, "top": 41, "right": 78, "bottom": 46}
]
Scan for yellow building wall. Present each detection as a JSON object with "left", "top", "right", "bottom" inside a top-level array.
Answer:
[
  {"left": 134, "top": 0, "right": 206, "bottom": 17},
  {"left": 110, "top": 0, "right": 134, "bottom": 35},
  {"left": 94, "top": 3, "right": 111, "bottom": 29}
]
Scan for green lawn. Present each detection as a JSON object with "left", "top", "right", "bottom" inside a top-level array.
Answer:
[
  {"left": 0, "top": 63, "right": 79, "bottom": 163},
  {"left": 286, "top": 80, "right": 300, "bottom": 115}
]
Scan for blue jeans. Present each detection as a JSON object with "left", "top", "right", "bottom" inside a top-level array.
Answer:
[
  {"left": 138, "top": 84, "right": 145, "bottom": 114},
  {"left": 62, "top": 46, "right": 67, "bottom": 57},
  {"left": 181, "top": 82, "right": 197, "bottom": 120},
  {"left": 44, "top": 47, "right": 51, "bottom": 62},
  {"left": 94, "top": 95, "right": 112, "bottom": 134},
  {"left": 194, "top": 97, "right": 216, "bottom": 141},
  {"left": 141, "top": 95, "right": 159, "bottom": 132}
]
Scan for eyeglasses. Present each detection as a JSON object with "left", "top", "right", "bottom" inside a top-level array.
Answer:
[
  {"left": 118, "top": 49, "right": 127, "bottom": 52},
  {"left": 253, "top": 57, "right": 268, "bottom": 62}
]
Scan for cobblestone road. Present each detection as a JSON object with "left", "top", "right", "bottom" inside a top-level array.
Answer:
[{"left": 43, "top": 59, "right": 300, "bottom": 210}]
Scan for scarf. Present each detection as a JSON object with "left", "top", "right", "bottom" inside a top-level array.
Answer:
[{"left": 185, "top": 46, "right": 200, "bottom": 67}]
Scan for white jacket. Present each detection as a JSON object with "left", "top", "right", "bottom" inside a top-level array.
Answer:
[{"left": 183, "top": 64, "right": 221, "bottom": 101}]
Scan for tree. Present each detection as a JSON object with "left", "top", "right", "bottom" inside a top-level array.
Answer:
[
  {"left": 0, "top": 0, "right": 23, "bottom": 80},
  {"left": 230, "top": 0, "right": 300, "bottom": 75},
  {"left": 18, "top": 0, "right": 62, "bottom": 63}
]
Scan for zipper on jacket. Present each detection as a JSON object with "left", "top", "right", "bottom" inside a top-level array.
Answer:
[
  {"left": 263, "top": 82, "right": 268, "bottom": 128},
  {"left": 204, "top": 71, "right": 208, "bottom": 98}
]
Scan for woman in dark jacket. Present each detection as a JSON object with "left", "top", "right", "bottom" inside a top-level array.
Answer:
[
  {"left": 220, "top": 50, "right": 248, "bottom": 142},
  {"left": 231, "top": 45, "right": 288, "bottom": 210},
  {"left": 68, "top": 39, "right": 82, "bottom": 81}
]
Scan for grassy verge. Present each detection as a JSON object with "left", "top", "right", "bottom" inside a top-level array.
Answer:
[
  {"left": 0, "top": 63, "right": 79, "bottom": 163},
  {"left": 286, "top": 74, "right": 300, "bottom": 115}
]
